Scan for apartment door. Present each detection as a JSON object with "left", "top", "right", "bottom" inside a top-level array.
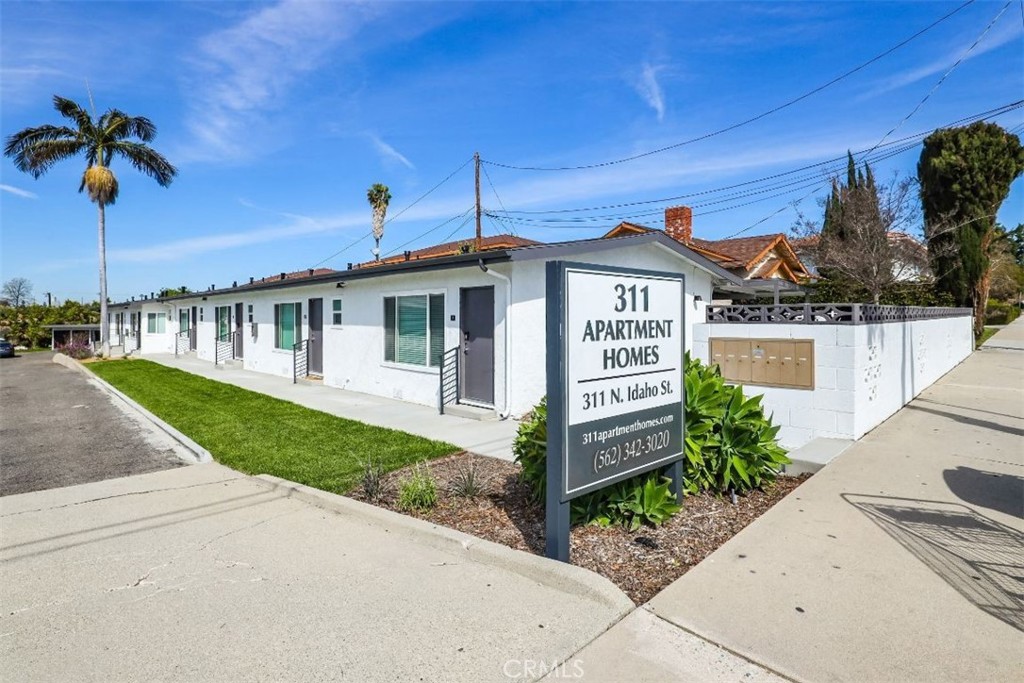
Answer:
[
  {"left": 307, "top": 298, "right": 323, "bottom": 375},
  {"left": 234, "top": 302, "right": 244, "bottom": 359},
  {"left": 190, "top": 306, "right": 197, "bottom": 350},
  {"left": 459, "top": 286, "right": 494, "bottom": 406}
]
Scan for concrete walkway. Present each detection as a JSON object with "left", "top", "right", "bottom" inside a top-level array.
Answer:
[
  {"left": 1, "top": 463, "right": 632, "bottom": 682},
  {"left": 569, "top": 321, "right": 1024, "bottom": 682},
  {"left": 144, "top": 353, "right": 520, "bottom": 461},
  {"left": 983, "top": 315, "right": 1024, "bottom": 351}
]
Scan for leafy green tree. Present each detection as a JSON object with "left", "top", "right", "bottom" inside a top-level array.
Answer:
[
  {"left": 918, "top": 122, "right": 1024, "bottom": 336},
  {"left": 367, "top": 183, "right": 391, "bottom": 261},
  {"left": 4, "top": 95, "right": 177, "bottom": 356}
]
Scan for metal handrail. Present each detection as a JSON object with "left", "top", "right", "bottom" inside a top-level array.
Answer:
[
  {"left": 215, "top": 331, "right": 235, "bottom": 365},
  {"left": 438, "top": 346, "right": 459, "bottom": 414},
  {"left": 175, "top": 327, "right": 192, "bottom": 357},
  {"left": 292, "top": 339, "right": 308, "bottom": 383}
]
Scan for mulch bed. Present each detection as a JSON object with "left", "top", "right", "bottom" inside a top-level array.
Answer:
[{"left": 353, "top": 452, "right": 808, "bottom": 605}]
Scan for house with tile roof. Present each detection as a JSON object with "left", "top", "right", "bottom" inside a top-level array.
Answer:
[{"left": 604, "top": 206, "right": 812, "bottom": 296}]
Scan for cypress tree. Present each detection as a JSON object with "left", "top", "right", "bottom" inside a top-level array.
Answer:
[{"left": 919, "top": 122, "right": 1024, "bottom": 336}]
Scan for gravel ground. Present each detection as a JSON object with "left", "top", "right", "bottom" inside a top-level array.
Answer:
[
  {"left": 0, "top": 353, "right": 185, "bottom": 496},
  {"left": 354, "top": 452, "right": 808, "bottom": 604}
]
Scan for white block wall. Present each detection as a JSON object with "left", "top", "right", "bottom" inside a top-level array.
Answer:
[{"left": 694, "top": 315, "right": 973, "bottom": 449}]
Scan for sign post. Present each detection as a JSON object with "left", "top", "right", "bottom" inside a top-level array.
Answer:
[{"left": 545, "top": 261, "right": 685, "bottom": 562}]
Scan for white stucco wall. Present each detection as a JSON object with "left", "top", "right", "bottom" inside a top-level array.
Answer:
[
  {"left": 136, "top": 242, "right": 716, "bottom": 416},
  {"left": 694, "top": 314, "right": 973, "bottom": 448}
]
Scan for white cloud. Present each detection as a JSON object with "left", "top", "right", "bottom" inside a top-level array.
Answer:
[
  {"left": 177, "top": 1, "right": 382, "bottom": 163},
  {"left": 861, "top": 17, "right": 1022, "bottom": 100},
  {"left": 368, "top": 134, "right": 415, "bottom": 170},
  {"left": 634, "top": 62, "right": 666, "bottom": 122},
  {"left": 0, "top": 184, "right": 39, "bottom": 199}
]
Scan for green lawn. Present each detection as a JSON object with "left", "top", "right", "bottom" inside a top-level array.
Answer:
[
  {"left": 88, "top": 359, "right": 459, "bottom": 494},
  {"left": 976, "top": 326, "right": 999, "bottom": 347}
]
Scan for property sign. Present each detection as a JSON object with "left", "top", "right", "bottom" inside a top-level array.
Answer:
[{"left": 545, "top": 261, "right": 685, "bottom": 560}]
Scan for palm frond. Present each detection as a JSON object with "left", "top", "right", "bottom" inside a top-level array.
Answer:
[
  {"left": 102, "top": 110, "right": 157, "bottom": 142},
  {"left": 52, "top": 96, "right": 97, "bottom": 139},
  {"left": 4, "top": 129, "right": 86, "bottom": 177},
  {"left": 108, "top": 141, "right": 177, "bottom": 187}
]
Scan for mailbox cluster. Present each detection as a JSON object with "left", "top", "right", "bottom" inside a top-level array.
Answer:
[{"left": 710, "top": 338, "right": 815, "bottom": 389}]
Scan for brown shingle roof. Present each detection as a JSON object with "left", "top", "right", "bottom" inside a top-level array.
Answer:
[{"left": 357, "top": 234, "right": 541, "bottom": 268}]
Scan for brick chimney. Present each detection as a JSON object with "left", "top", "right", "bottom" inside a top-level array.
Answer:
[{"left": 665, "top": 206, "right": 693, "bottom": 244}]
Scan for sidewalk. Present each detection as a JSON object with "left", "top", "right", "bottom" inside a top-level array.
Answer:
[
  {"left": 1, "top": 463, "right": 631, "bottom": 682},
  {"left": 568, "top": 320, "right": 1024, "bottom": 683},
  {"left": 143, "top": 353, "right": 520, "bottom": 461}
]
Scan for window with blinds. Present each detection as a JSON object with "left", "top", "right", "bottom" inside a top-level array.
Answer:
[
  {"left": 274, "top": 302, "right": 302, "bottom": 349},
  {"left": 383, "top": 294, "right": 444, "bottom": 367}
]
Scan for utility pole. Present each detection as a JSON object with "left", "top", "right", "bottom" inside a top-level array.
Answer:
[
  {"left": 45, "top": 292, "right": 52, "bottom": 307},
  {"left": 474, "top": 151, "right": 482, "bottom": 252}
]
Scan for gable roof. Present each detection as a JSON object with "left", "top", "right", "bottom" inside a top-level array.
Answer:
[{"left": 604, "top": 223, "right": 810, "bottom": 281}]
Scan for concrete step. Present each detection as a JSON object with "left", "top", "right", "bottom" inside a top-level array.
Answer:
[
  {"left": 299, "top": 374, "right": 323, "bottom": 385},
  {"left": 443, "top": 403, "right": 498, "bottom": 421},
  {"left": 782, "top": 437, "right": 855, "bottom": 476}
]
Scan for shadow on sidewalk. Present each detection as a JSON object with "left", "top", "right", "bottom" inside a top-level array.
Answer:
[
  {"left": 843, "top": 494, "right": 1024, "bottom": 633},
  {"left": 904, "top": 404, "right": 1024, "bottom": 438},
  {"left": 943, "top": 466, "right": 1024, "bottom": 519}
]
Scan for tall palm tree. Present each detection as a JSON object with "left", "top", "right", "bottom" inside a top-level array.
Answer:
[
  {"left": 367, "top": 183, "right": 391, "bottom": 260},
  {"left": 4, "top": 95, "right": 177, "bottom": 356}
]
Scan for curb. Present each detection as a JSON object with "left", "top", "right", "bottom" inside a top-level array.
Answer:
[
  {"left": 252, "top": 474, "right": 636, "bottom": 616},
  {"left": 53, "top": 353, "right": 213, "bottom": 465}
]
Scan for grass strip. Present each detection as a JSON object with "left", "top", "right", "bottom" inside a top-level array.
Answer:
[{"left": 89, "top": 359, "right": 459, "bottom": 494}]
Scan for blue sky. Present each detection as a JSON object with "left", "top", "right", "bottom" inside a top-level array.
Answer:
[{"left": 1, "top": 0, "right": 1022, "bottom": 303}]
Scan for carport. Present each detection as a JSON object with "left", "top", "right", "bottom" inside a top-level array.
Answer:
[{"left": 45, "top": 324, "right": 101, "bottom": 348}]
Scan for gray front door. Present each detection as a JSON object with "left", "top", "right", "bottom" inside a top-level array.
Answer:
[
  {"left": 190, "top": 306, "right": 197, "bottom": 350},
  {"left": 308, "top": 298, "right": 323, "bottom": 375},
  {"left": 234, "top": 302, "right": 244, "bottom": 359},
  {"left": 460, "top": 286, "right": 494, "bottom": 405}
]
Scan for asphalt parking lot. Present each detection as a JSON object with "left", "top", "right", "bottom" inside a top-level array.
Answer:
[{"left": 0, "top": 352, "right": 186, "bottom": 496}]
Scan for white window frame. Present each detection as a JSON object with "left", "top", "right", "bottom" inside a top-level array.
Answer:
[
  {"left": 381, "top": 290, "right": 446, "bottom": 371},
  {"left": 331, "top": 298, "right": 343, "bottom": 326},
  {"left": 146, "top": 312, "right": 166, "bottom": 334},
  {"left": 274, "top": 301, "right": 303, "bottom": 351}
]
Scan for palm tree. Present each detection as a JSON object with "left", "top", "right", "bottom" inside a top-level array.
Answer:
[
  {"left": 367, "top": 183, "right": 392, "bottom": 260},
  {"left": 4, "top": 95, "right": 177, "bottom": 356}
]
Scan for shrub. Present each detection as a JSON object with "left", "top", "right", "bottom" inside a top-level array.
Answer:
[
  {"left": 684, "top": 353, "right": 790, "bottom": 494},
  {"left": 986, "top": 299, "right": 1021, "bottom": 325},
  {"left": 397, "top": 462, "right": 437, "bottom": 511},
  {"left": 448, "top": 455, "right": 490, "bottom": 499},
  {"left": 56, "top": 340, "right": 94, "bottom": 360},
  {"left": 360, "top": 458, "right": 387, "bottom": 502},
  {"left": 513, "top": 353, "right": 790, "bottom": 528}
]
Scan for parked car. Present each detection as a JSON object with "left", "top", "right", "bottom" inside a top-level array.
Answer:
[{"left": 0, "top": 339, "right": 14, "bottom": 358}]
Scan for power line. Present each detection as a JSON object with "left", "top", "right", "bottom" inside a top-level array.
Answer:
[
  {"left": 482, "top": 0, "right": 978, "bottom": 171},
  {"left": 490, "top": 101, "right": 1021, "bottom": 218},
  {"left": 725, "top": 3, "right": 1014, "bottom": 241},
  {"left": 382, "top": 206, "right": 476, "bottom": 257},
  {"left": 480, "top": 162, "right": 517, "bottom": 236},
  {"left": 309, "top": 156, "right": 474, "bottom": 268}
]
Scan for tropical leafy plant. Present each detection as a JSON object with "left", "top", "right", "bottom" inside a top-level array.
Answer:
[
  {"left": 4, "top": 95, "right": 177, "bottom": 356},
  {"left": 513, "top": 353, "right": 789, "bottom": 529},
  {"left": 684, "top": 352, "right": 789, "bottom": 493}
]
